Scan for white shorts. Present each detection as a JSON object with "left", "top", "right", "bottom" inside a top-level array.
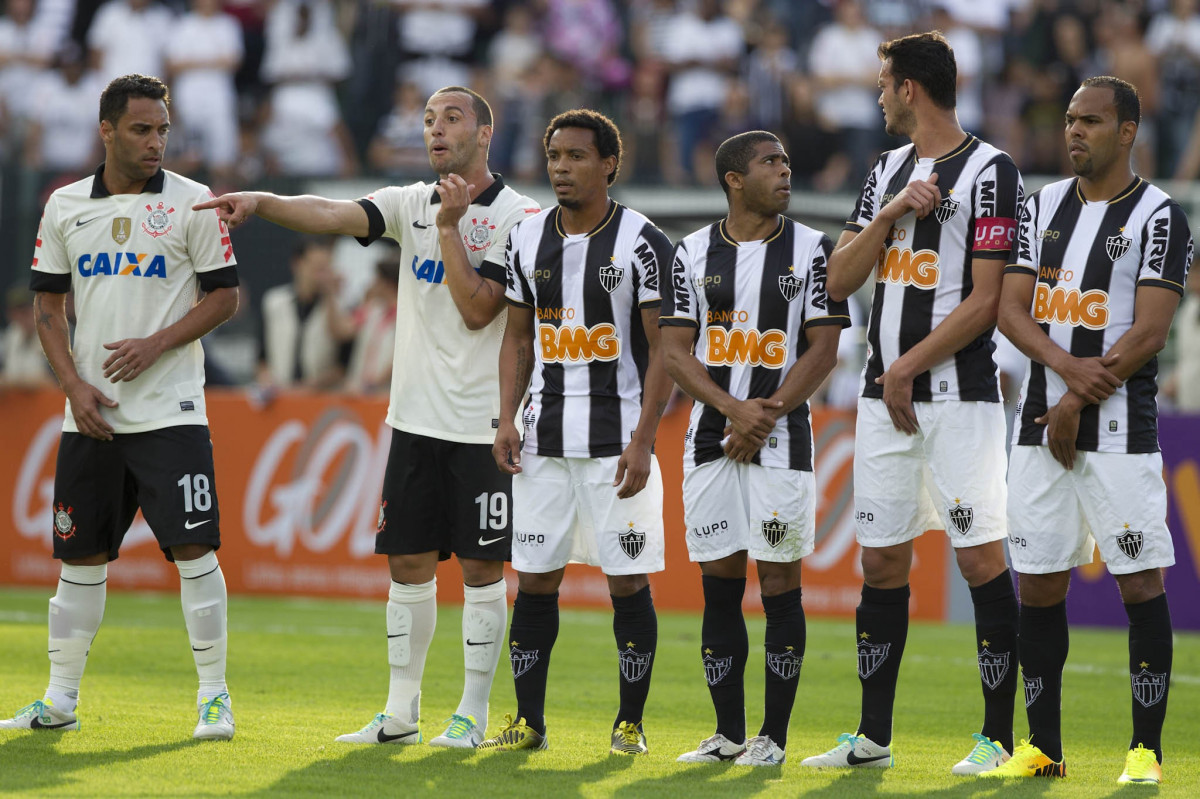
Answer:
[
  {"left": 853, "top": 398, "right": 1008, "bottom": 548},
  {"left": 1007, "top": 446, "right": 1174, "bottom": 575},
  {"left": 682, "top": 457, "right": 815, "bottom": 563},
  {"left": 511, "top": 453, "right": 665, "bottom": 576}
]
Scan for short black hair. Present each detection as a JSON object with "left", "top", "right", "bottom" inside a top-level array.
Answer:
[
  {"left": 878, "top": 31, "right": 956, "bottom": 110},
  {"left": 715, "top": 130, "right": 780, "bottom": 196},
  {"left": 1080, "top": 75, "right": 1141, "bottom": 125},
  {"left": 543, "top": 109, "right": 623, "bottom": 185},
  {"left": 99, "top": 74, "right": 169, "bottom": 126},
  {"left": 431, "top": 85, "right": 493, "bottom": 127}
]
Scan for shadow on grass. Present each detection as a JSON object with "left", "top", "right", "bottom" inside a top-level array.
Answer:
[
  {"left": 797, "top": 768, "right": 1061, "bottom": 799},
  {"left": 243, "top": 744, "right": 640, "bottom": 797},
  {"left": 0, "top": 732, "right": 200, "bottom": 793}
]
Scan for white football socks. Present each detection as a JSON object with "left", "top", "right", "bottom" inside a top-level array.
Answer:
[
  {"left": 457, "top": 578, "right": 507, "bottom": 732},
  {"left": 384, "top": 578, "right": 437, "bottom": 723},
  {"left": 176, "top": 550, "right": 228, "bottom": 702},
  {"left": 46, "top": 563, "right": 108, "bottom": 713}
]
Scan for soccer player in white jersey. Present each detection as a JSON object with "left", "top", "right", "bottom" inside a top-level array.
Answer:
[
  {"left": 799, "top": 32, "right": 1024, "bottom": 774},
  {"left": 661, "top": 130, "right": 850, "bottom": 767},
  {"left": 985, "top": 77, "right": 1192, "bottom": 785},
  {"left": 483, "top": 109, "right": 674, "bottom": 755},
  {"left": 195, "top": 87, "right": 538, "bottom": 748},
  {"left": 0, "top": 74, "right": 240, "bottom": 739}
]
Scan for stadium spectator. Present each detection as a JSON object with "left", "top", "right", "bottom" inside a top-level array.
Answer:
[
  {"left": 23, "top": 45, "right": 103, "bottom": 175},
  {"left": 992, "top": 75, "right": 1192, "bottom": 786},
  {"left": 394, "top": 0, "right": 489, "bottom": 97},
  {"left": 86, "top": 0, "right": 174, "bottom": 84},
  {"left": 742, "top": 22, "right": 798, "bottom": 133},
  {"left": 1094, "top": 2, "right": 1158, "bottom": 178},
  {"left": 257, "top": 236, "right": 347, "bottom": 390},
  {"left": 800, "top": 31, "right": 1022, "bottom": 776},
  {"left": 484, "top": 3, "right": 543, "bottom": 176},
  {"left": 808, "top": 0, "right": 885, "bottom": 184},
  {"left": 1145, "top": 0, "right": 1200, "bottom": 177},
  {"left": 1164, "top": 267, "right": 1200, "bottom": 410},
  {"left": 0, "top": 283, "right": 54, "bottom": 388},
  {"left": 196, "top": 85, "right": 539, "bottom": 750},
  {"left": 485, "top": 108, "right": 673, "bottom": 756},
  {"left": 259, "top": 0, "right": 357, "bottom": 177},
  {"left": 928, "top": 2, "right": 984, "bottom": 135},
  {"left": 0, "top": 73, "right": 240, "bottom": 740},
  {"left": 538, "top": 0, "right": 630, "bottom": 101},
  {"left": 0, "top": 0, "right": 55, "bottom": 154},
  {"left": 661, "top": 0, "right": 743, "bottom": 185},
  {"left": 165, "top": 0, "right": 243, "bottom": 188},
  {"left": 342, "top": 251, "right": 400, "bottom": 395},
  {"left": 663, "top": 130, "right": 850, "bottom": 768},
  {"left": 367, "top": 80, "right": 428, "bottom": 179}
]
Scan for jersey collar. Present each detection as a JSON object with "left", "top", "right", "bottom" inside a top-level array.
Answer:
[
  {"left": 429, "top": 172, "right": 505, "bottom": 206},
  {"left": 89, "top": 163, "right": 166, "bottom": 198}
]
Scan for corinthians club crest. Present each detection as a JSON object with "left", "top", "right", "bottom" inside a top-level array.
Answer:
[
  {"left": 142, "top": 202, "right": 174, "bottom": 238},
  {"left": 977, "top": 648, "right": 1010, "bottom": 690},
  {"left": 1117, "top": 525, "right": 1143, "bottom": 560},
  {"left": 767, "top": 647, "right": 803, "bottom": 680},
  {"left": 619, "top": 523, "right": 646, "bottom": 559},
  {"left": 509, "top": 643, "right": 540, "bottom": 678},
  {"left": 702, "top": 650, "right": 732, "bottom": 686},
  {"left": 948, "top": 499, "right": 974, "bottom": 535},
  {"left": 1131, "top": 666, "right": 1167, "bottom": 708},
  {"left": 762, "top": 514, "right": 788, "bottom": 548},
  {"left": 53, "top": 502, "right": 76, "bottom": 540},
  {"left": 857, "top": 637, "right": 890, "bottom": 679},
  {"left": 464, "top": 216, "right": 496, "bottom": 253},
  {"left": 1106, "top": 229, "right": 1132, "bottom": 261},
  {"left": 599, "top": 257, "right": 624, "bottom": 293},
  {"left": 619, "top": 644, "right": 652, "bottom": 682},
  {"left": 778, "top": 267, "right": 803, "bottom": 302},
  {"left": 934, "top": 192, "right": 960, "bottom": 225}
]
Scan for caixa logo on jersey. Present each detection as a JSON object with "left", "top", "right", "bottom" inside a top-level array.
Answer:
[
  {"left": 77, "top": 252, "right": 167, "bottom": 278},
  {"left": 1033, "top": 284, "right": 1109, "bottom": 330}
]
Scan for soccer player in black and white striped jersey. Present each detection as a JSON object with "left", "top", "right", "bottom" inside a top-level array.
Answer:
[
  {"left": 662, "top": 131, "right": 851, "bottom": 767},
  {"left": 989, "top": 77, "right": 1192, "bottom": 785},
  {"left": 484, "top": 110, "right": 675, "bottom": 755},
  {"left": 799, "top": 32, "right": 1023, "bottom": 775}
]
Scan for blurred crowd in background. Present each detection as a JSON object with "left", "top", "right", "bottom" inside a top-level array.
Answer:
[{"left": 0, "top": 0, "right": 1198, "bottom": 410}]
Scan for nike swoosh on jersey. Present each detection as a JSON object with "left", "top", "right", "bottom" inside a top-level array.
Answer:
[
  {"left": 75, "top": 217, "right": 101, "bottom": 227},
  {"left": 184, "top": 519, "right": 212, "bottom": 530},
  {"left": 478, "top": 536, "right": 506, "bottom": 546},
  {"left": 845, "top": 751, "right": 891, "bottom": 766},
  {"left": 378, "top": 728, "right": 419, "bottom": 743},
  {"left": 30, "top": 716, "right": 75, "bottom": 729},
  {"left": 412, "top": 221, "right": 429, "bottom": 229},
  {"left": 465, "top": 640, "right": 493, "bottom": 646}
]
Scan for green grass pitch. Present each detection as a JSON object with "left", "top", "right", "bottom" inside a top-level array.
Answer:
[{"left": 1, "top": 585, "right": 1197, "bottom": 797}]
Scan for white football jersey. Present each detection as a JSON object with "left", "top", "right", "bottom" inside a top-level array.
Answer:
[
  {"left": 31, "top": 167, "right": 238, "bottom": 434},
  {"left": 357, "top": 175, "right": 540, "bottom": 443}
]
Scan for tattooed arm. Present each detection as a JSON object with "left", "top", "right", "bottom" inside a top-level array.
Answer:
[
  {"left": 493, "top": 303, "right": 536, "bottom": 474},
  {"left": 34, "top": 291, "right": 118, "bottom": 440}
]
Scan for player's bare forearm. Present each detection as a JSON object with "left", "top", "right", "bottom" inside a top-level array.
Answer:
[
  {"left": 1099, "top": 286, "right": 1181, "bottom": 382},
  {"left": 661, "top": 325, "right": 738, "bottom": 418},
  {"left": 629, "top": 306, "right": 674, "bottom": 449},
  {"left": 33, "top": 291, "right": 84, "bottom": 391},
  {"left": 828, "top": 226, "right": 887, "bottom": 302},
  {"left": 498, "top": 304, "right": 535, "bottom": 423},
  {"left": 769, "top": 325, "right": 842, "bottom": 417},
  {"left": 998, "top": 271, "right": 1071, "bottom": 369},
  {"left": 889, "top": 259, "right": 1003, "bottom": 383},
  {"left": 439, "top": 229, "right": 505, "bottom": 329},
  {"left": 194, "top": 191, "right": 369, "bottom": 236}
]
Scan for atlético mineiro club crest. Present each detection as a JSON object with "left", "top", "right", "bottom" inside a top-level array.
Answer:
[
  {"left": 778, "top": 267, "right": 803, "bottom": 302},
  {"left": 509, "top": 643, "right": 540, "bottom": 678},
  {"left": 1117, "top": 525, "right": 1143, "bottom": 560},
  {"left": 948, "top": 499, "right": 973, "bottom": 535},
  {"left": 142, "top": 202, "right": 174, "bottom": 238},
  {"left": 600, "top": 258, "right": 624, "bottom": 293},
  {"left": 53, "top": 502, "right": 76, "bottom": 540},
  {"left": 762, "top": 515, "right": 788, "bottom": 548},
  {"left": 1024, "top": 675, "right": 1043, "bottom": 707},
  {"left": 857, "top": 639, "right": 890, "bottom": 678},
  {"left": 934, "top": 193, "right": 960, "bottom": 225},
  {"left": 619, "top": 523, "right": 645, "bottom": 559},
  {"left": 767, "top": 647, "right": 803, "bottom": 680},
  {"left": 977, "top": 648, "right": 1009, "bottom": 690},
  {"left": 1106, "top": 230, "right": 1132, "bottom": 261},
  {"left": 464, "top": 217, "right": 496, "bottom": 252},
  {"left": 619, "top": 644, "right": 652, "bottom": 682},
  {"left": 1131, "top": 666, "right": 1167, "bottom": 708},
  {"left": 702, "top": 650, "right": 732, "bottom": 686}
]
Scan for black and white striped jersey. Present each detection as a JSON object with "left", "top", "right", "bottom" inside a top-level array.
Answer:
[
  {"left": 847, "top": 135, "right": 1023, "bottom": 402},
  {"left": 506, "top": 201, "right": 671, "bottom": 458},
  {"left": 660, "top": 217, "right": 851, "bottom": 471},
  {"left": 1006, "top": 176, "right": 1193, "bottom": 453}
]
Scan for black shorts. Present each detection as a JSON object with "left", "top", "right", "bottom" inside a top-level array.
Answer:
[
  {"left": 52, "top": 426, "right": 222, "bottom": 562},
  {"left": 375, "top": 428, "right": 512, "bottom": 562}
]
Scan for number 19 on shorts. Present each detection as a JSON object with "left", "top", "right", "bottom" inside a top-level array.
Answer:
[{"left": 474, "top": 491, "right": 507, "bottom": 530}]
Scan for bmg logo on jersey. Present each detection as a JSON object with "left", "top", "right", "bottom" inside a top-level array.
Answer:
[
  {"left": 77, "top": 252, "right": 167, "bottom": 278},
  {"left": 1033, "top": 284, "right": 1109, "bottom": 329},
  {"left": 876, "top": 246, "right": 940, "bottom": 289},
  {"left": 539, "top": 323, "right": 620, "bottom": 362},
  {"left": 704, "top": 327, "right": 787, "bottom": 368}
]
